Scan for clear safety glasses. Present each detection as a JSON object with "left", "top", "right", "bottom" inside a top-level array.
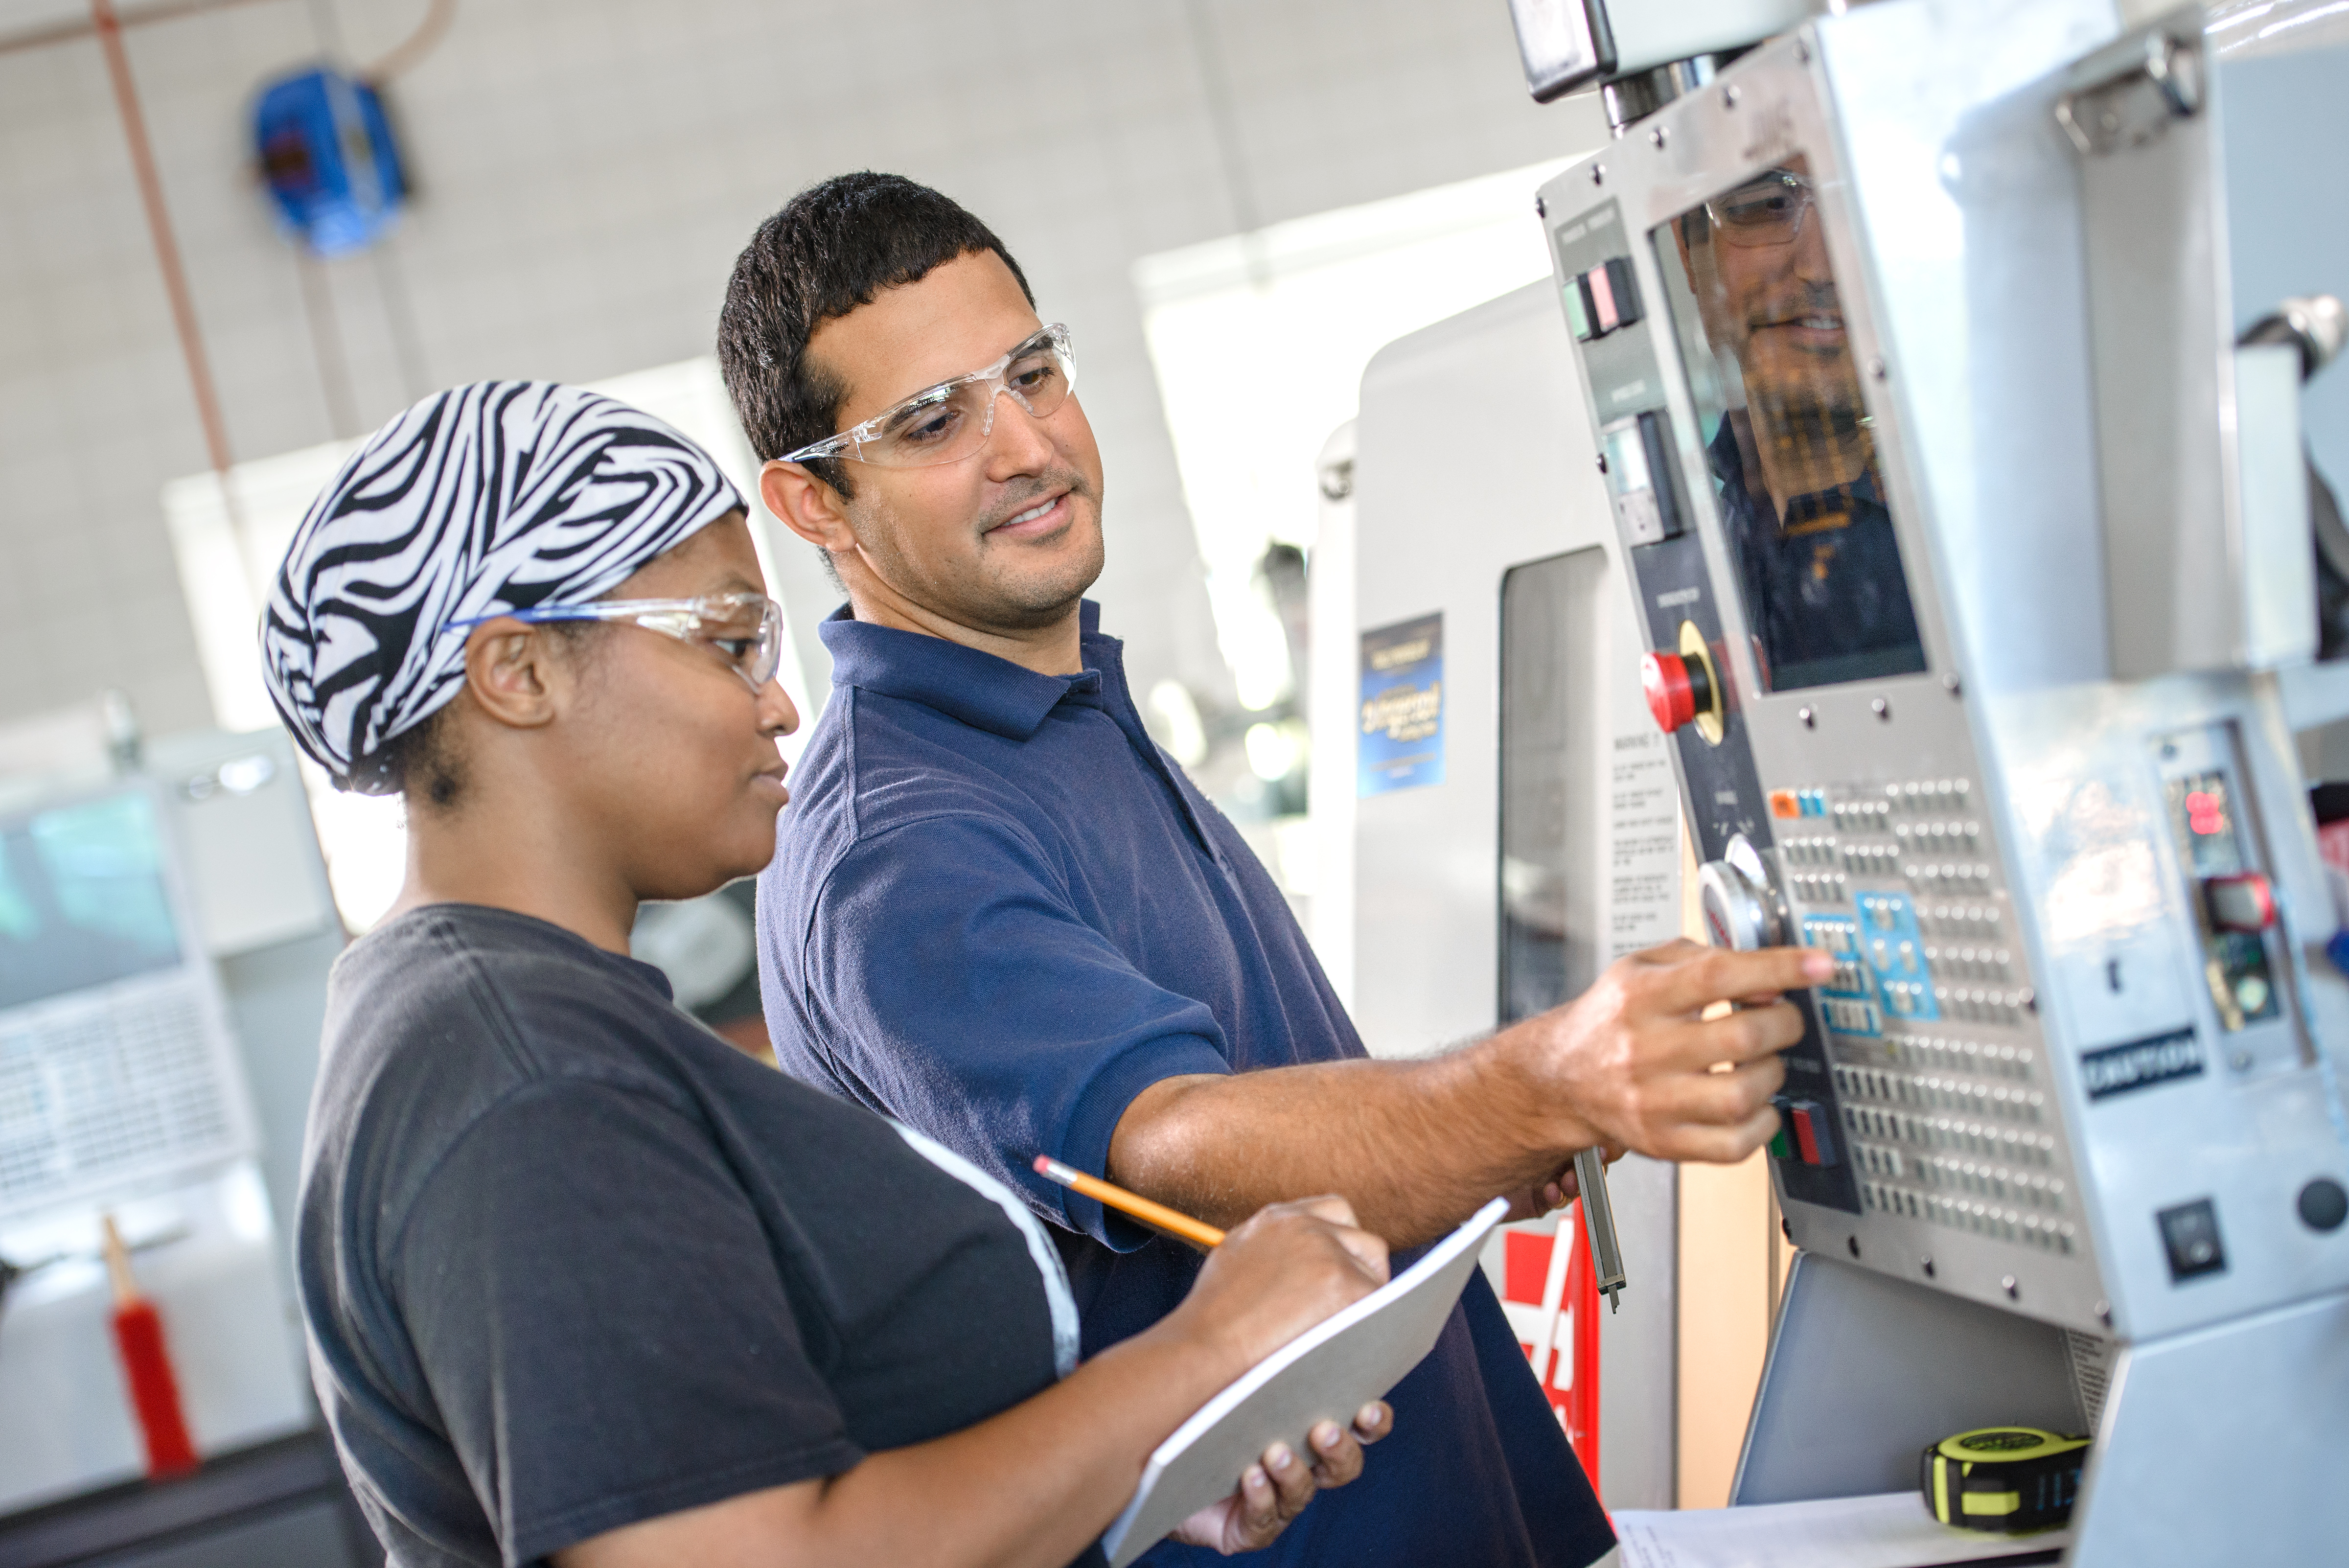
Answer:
[
  {"left": 781, "top": 323, "right": 1077, "bottom": 470},
  {"left": 1705, "top": 169, "right": 1817, "bottom": 249},
  {"left": 442, "top": 592, "right": 784, "bottom": 694}
]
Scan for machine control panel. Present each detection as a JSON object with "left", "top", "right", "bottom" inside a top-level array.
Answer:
[{"left": 1540, "top": 30, "right": 2349, "bottom": 1338}]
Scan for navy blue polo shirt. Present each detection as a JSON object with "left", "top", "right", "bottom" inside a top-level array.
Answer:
[
  {"left": 758, "top": 602, "right": 1613, "bottom": 1568},
  {"left": 1709, "top": 416, "right": 1926, "bottom": 691}
]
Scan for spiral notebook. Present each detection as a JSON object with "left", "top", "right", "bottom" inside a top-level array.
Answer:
[{"left": 1102, "top": 1197, "right": 1510, "bottom": 1566}]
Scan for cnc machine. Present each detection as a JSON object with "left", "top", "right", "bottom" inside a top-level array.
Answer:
[{"left": 1507, "top": 0, "right": 2349, "bottom": 1558}]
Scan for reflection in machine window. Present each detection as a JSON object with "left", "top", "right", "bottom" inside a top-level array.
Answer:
[
  {"left": 1498, "top": 550, "right": 1607, "bottom": 1026},
  {"left": 1651, "top": 153, "right": 1929, "bottom": 692}
]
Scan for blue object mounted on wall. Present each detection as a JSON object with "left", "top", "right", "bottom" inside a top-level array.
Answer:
[{"left": 253, "top": 67, "right": 407, "bottom": 256}]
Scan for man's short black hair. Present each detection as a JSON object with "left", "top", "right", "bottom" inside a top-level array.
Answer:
[{"left": 716, "top": 173, "right": 1034, "bottom": 499}]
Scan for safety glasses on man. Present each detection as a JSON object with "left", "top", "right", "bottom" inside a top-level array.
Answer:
[
  {"left": 443, "top": 592, "right": 784, "bottom": 693},
  {"left": 781, "top": 323, "right": 1077, "bottom": 469},
  {"left": 1705, "top": 168, "right": 1816, "bottom": 249}
]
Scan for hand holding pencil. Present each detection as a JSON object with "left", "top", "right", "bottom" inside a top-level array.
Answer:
[{"left": 1031, "top": 1158, "right": 1399, "bottom": 1553}]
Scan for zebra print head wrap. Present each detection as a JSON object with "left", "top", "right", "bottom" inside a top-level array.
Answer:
[{"left": 261, "top": 381, "right": 746, "bottom": 791}]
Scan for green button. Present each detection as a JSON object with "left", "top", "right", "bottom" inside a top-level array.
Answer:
[{"left": 1563, "top": 275, "right": 1594, "bottom": 340}]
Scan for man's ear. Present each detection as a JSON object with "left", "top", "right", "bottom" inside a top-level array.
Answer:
[
  {"left": 461, "top": 622, "right": 564, "bottom": 731},
  {"left": 762, "top": 460, "right": 857, "bottom": 555}
]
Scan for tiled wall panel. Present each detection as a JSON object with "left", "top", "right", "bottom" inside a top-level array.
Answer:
[{"left": 0, "top": 0, "right": 1576, "bottom": 731}]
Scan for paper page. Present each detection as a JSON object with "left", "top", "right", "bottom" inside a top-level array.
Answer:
[
  {"left": 1611, "top": 1492, "right": 2070, "bottom": 1568},
  {"left": 1102, "top": 1198, "right": 1510, "bottom": 1566}
]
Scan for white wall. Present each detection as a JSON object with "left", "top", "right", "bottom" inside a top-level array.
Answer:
[{"left": 0, "top": 0, "right": 1590, "bottom": 734}]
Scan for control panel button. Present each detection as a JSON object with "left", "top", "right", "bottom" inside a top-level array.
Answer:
[
  {"left": 1641, "top": 650, "right": 1710, "bottom": 734},
  {"left": 1595, "top": 256, "right": 1641, "bottom": 330},
  {"left": 1788, "top": 1100, "right": 1838, "bottom": 1167},
  {"left": 2299, "top": 1177, "right": 2349, "bottom": 1233},
  {"left": 2156, "top": 1198, "right": 2227, "bottom": 1282},
  {"left": 1564, "top": 272, "right": 1597, "bottom": 341},
  {"left": 2205, "top": 873, "right": 2277, "bottom": 933}
]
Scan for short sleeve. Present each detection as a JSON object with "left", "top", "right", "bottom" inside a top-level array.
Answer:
[
  {"left": 803, "top": 813, "right": 1230, "bottom": 1248},
  {"left": 393, "top": 1077, "right": 862, "bottom": 1564}
]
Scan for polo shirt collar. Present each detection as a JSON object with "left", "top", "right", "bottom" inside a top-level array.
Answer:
[{"left": 819, "top": 601, "right": 1111, "bottom": 741}]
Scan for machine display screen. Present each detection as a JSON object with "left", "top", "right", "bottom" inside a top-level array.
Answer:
[
  {"left": 1650, "top": 153, "right": 1929, "bottom": 692},
  {"left": 0, "top": 791, "right": 183, "bottom": 1012}
]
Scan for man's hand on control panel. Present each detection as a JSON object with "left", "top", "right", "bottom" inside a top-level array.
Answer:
[
  {"left": 1500, "top": 940, "right": 1833, "bottom": 1166},
  {"left": 1109, "top": 941, "right": 1833, "bottom": 1249}
]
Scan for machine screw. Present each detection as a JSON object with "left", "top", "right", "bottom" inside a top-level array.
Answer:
[
  {"left": 2231, "top": 1048, "right": 2256, "bottom": 1072},
  {"left": 2002, "top": 1274, "right": 2020, "bottom": 1299},
  {"left": 2097, "top": 1299, "right": 2113, "bottom": 1327},
  {"left": 1596, "top": 452, "right": 1609, "bottom": 474},
  {"left": 1795, "top": 39, "right": 1811, "bottom": 63},
  {"left": 1943, "top": 672, "right": 1963, "bottom": 697},
  {"left": 1591, "top": 163, "right": 1606, "bottom": 185},
  {"left": 1869, "top": 355, "right": 1888, "bottom": 380},
  {"left": 1872, "top": 696, "right": 1891, "bottom": 721},
  {"left": 1921, "top": 1257, "right": 1936, "bottom": 1278},
  {"left": 1535, "top": 194, "right": 1547, "bottom": 218},
  {"left": 1847, "top": 1235, "right": 1862, "bottom": 1259},
  {"left": 1649, "top": 125, "right": 1668, "bottom": 148},
  {"left": 1799, "top": 706, "right": 1817, "bottom": 729},
  {"left": 1723, "top": 84, "right": 1741, "bottom": 109}
]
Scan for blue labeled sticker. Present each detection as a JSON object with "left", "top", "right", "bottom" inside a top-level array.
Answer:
[{"left": 1359, "top": 613, "right": 1445, "bottom": 796}]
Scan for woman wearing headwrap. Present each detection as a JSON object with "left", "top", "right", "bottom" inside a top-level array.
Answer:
[{"left": 270, "top": 382, "right": 1391, "bottom": 1568}]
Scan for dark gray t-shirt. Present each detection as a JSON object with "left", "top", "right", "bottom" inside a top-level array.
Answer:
[{"left": 298, "top": 905, "right": 1081, "bottom": 1568}]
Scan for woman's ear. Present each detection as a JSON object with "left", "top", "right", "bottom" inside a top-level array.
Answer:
[
  {"left": 762, "top": 460, "right": 856, "bottom": 555},
  {"left": 461, "top": 621, "right": 564, "bottom": 731}
]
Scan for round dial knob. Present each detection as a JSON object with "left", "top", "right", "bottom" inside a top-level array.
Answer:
[
  {"left": 1697, "top": 834, "right": 1785, "bottom": 952},
  {"left": 1641, "top": 650, "right": 1714, "bottom": 735}
]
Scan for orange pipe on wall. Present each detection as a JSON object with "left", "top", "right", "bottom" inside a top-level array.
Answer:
[{"left": 89, "top": 0, "right": 243, "bottom": 526}]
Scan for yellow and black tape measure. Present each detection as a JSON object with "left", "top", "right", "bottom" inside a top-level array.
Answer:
[{"left": 1920, "top": 1426, "right": 2090, "bottom": 1534}]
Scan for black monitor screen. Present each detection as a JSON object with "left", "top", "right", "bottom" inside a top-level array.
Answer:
[
  {"left": 0, "top": 791, "right": 183, "bottom": 1012},
  {"left": 1650, "top": 152, "right": 1929, "bottom": 692}
]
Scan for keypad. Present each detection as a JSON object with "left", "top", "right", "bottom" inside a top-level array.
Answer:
[
  {"left": 0, "top": 980, "right": 236, "bottom": 1211},
  {"left": 1771, "top": 775, "right": 2088, "bottom": 1267},
  {"left": 1833, "top": 1036, "right": 2076, "bottom": 1254}
]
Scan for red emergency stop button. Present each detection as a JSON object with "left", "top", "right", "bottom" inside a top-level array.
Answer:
[
  {"left": 1641, "top": 650, "right": 1713, "bottom": 735},
  {"left": 2206, "top": 873, "right": 2277, "bottom": 932}
]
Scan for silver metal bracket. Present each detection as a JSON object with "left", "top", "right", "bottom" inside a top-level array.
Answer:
[{"left": 2056, "top": 28, "right": 2202, "bottom": 157}]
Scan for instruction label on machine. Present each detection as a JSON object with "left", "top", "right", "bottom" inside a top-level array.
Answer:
[
  {"left": 1608, "top": 730, "right": 1681, "bottom": 957},
  {"left": 1359, "top": 613, "right": 1446, "bottom": 796}
]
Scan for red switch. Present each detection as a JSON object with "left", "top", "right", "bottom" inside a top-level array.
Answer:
[
  {"left": 1641, "top": 650, "right": 1713, "bottom": 735},
  {"left": 2206, "top": 873, "right": 2277, "bottom": 933},
  {"left": 1786, "top": 1101, "right": 1837, "bottom": 1167},
  {"left": 1790, "top": 1103, "right": 1822, "bottom": 1165}
]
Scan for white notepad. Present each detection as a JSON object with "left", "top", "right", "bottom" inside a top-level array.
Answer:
[
  {"left": 1607, "top": 1491, "right": 2071, "bottom": 1568},
  {"left": 1102, "top": 1197, "right": 1510, "bottom": 1566}
]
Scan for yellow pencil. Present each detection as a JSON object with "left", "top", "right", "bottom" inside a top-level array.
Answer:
[{"left": 1032, "top": 1155, "right": 1227, "bottom": 1249}]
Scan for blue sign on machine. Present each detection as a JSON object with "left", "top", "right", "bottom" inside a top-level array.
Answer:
[{"left": 1358, "top": 612, "right": 1445, "bottom": 796}]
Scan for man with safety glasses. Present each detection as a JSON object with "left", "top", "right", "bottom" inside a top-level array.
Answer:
[
  {"left": 1668, "top": 156, "right": 1925, "bottom": 689},
  {"left": 719, "top": 173, "right": 1832, "bottom": 1568}
]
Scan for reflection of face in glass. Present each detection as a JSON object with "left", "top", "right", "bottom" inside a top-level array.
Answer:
[
  {"left": 1656, "top": 152, "right": 1928, "bottom": 692},
  {"left": 1678, "top": 158, "right": 1872, "bottom": 515}
]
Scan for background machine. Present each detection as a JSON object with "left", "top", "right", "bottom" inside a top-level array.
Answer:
[
  {"left": 1320, "top": 281, "right": 1690, "bottom": 1508},
  {"left": 1495, "top": 0, "right": 2347, "bottom": 1559},
  {"left": 0, "top": 715, "right": 379, "bottom": 1566}
]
